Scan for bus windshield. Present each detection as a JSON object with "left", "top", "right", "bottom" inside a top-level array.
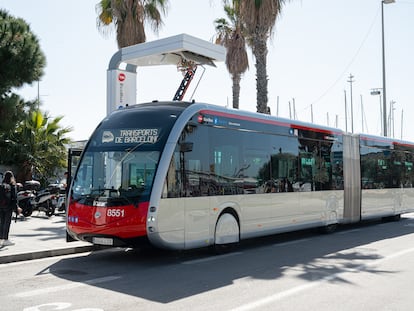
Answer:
[
  {"left": 69, "top": 103, "right": 188, "bottom": 207},
  {"left": 72, "top": 149, "right": 160, "bottom": 206}
]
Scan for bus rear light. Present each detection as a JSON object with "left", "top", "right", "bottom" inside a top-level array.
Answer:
[
  {"left": 148, "top": 216, "right": 156, "bottom": 222},
  {"left": 150, "top": 206, "right": 157, "bottom": 212}
]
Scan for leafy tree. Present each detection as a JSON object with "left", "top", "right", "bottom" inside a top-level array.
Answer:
[
  {"left": 96, "top": 0, "right": 169, "bottom": 48},
  {"left": 0, "top": 9, "right": 46, "bottom": 138},
  {"left": 0, "top": 11, "right": 71, "bottom": 185},
  {"left": 0, "top": 96, "right": 36, "bottom": 172},
  {"left": 239, "top": 0, "right": 288, "bottom": 114},
  {"left": 0, "top": 93, "right": 30, "bottom": 132},
  {"left": 215, "top": 0, "right": 249, "bottom": 109},
  {"left": 0, "top": 9, "right": 46, "bottom": 95}
]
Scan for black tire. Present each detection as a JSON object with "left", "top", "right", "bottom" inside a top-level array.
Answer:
[
  {"left": 213, "top": 241, "right": 237, "bottom": 255},
  {"left": 58, "top": 203, "right": 66, "bottom": 212},
  {"left": 22, "top": 208, "right": 33, "bottom": 217},
  {"left": 18, "top": 201, "right": 32, "bottom": 217},
  {"left": 46, "top": 200, "right": 55, "bottom": 217},
  {"left": 320, "top": 223, "right": 338, "bottom": 234},
  {"left": 393, "top": 214, "right": 401, "bottom": 221},
  {"left": 383, "top": 214, "right": 401, "bottom": 222},
  {"left": 66, "top": 231, "right": 76, "bottom": 242}
]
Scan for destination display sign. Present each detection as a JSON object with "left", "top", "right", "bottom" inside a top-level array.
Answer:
[{"left": 101, "top": 128, "right": 160, "bottom": 144}]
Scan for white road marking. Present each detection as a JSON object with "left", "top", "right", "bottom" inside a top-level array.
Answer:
[
  {"left": 23, "top": 302, "right": 103, "bottom": 311},
  {"left": 14, "top": 275, "right": 121, "bottom": 298},
  {"left": 273, "top": 238, "right": 311, "bottom": 247},
  {"left": 229, "top": 247, "right": 414, "bottom": 311},
  {"left": 182, "top": 252, "right": 242, "bottom": 265},
  {"left": 335, "top": 229, "right": 362, "bottom": 235}
]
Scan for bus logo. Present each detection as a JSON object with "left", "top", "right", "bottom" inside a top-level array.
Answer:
[
  {"left": 118, "top": 73, "right": 126, "bottom": 82},
  {"left": 102, "top": 131, "right": 114, "bottom": 143}
]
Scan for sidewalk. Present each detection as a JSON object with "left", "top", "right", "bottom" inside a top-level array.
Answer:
[{"left": 0, "top": 212, "right": 95, "bottom": 264}]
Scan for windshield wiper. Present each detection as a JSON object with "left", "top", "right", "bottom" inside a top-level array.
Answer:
[{"left": 74, "top": 188, "right": 142, "bottom": 207}]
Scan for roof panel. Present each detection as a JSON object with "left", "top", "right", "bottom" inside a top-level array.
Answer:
[{"left": 109, "top": 33, "right": 225, "bottom": 70}]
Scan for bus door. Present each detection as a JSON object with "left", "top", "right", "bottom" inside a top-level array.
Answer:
[
  {"left": 176, "top": 141, "right": 211, "bottom": 249},
  {"left": 67, "top": 148, "right": 83, "bottom": 197},
  {"left": 343, "top": 134, "right": 361, "bottom": 223}
]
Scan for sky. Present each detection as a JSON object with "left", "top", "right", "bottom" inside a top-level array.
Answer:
[{"left": 1, "top": 0, "right": 414, "bottom": 142}]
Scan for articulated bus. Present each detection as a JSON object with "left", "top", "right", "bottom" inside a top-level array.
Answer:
[{"left": 66, "top": 101, "right": 414, "bottom": 250}]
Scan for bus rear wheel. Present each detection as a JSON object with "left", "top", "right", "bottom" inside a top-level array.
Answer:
[
  {"left": 321, "top": 223, "right": 338, "bottom": 234},
  {"left": 214, "top": 212, "right": 240, "bottom": 254},
  {"left": 383, "top": 214, "right": 401, "bottom": 222}
]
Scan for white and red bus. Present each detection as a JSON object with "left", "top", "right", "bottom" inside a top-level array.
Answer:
[{"left": 66, "top": 101, "right": 414, "bottom": 250}]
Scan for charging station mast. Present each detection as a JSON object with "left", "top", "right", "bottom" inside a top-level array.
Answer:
[{"left": 106, "top": 33, "right": 226, "bottom": 116}]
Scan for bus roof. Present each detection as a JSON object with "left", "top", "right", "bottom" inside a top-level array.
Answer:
[{"left": 112, "top": 100, "right": 343, "bottom": 136}]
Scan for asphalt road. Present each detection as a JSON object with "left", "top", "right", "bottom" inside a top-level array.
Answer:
[{"left": 2, "top": 214, "right": 414, "bottom": 311}]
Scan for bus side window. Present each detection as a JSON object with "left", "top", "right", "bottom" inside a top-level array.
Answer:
[
  {"left": 269, "top": 135, "right": 298, "bottom": 193},
  {"left": 164, "top": 153, "right": 180, "bottom": 198},
  {"left": 298, "top": 135, "right": 342, "bottom": 191},
  {"left": 167, "top": 123, "right": 210, "bottom": 198},
  {"left": 209, "top": 126, "right": 243, "bottom": 195}
]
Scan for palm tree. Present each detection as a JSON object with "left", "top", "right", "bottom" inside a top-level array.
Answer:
[
  {"left": 239, "top": 0, "right": 288, "bottom": 114},
  {"left": 96, "top": 0, "right": 169, "bottom": 48},
  {"left": 14, "top": 110, "right": 72, "bottom": 183},
  {"left": 214, "top": 0, "right": 249, "bottom": 109}
]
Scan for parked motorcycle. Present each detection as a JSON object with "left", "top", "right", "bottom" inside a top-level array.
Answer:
[
  {"left": 31, "top": 189, "right": 56, "bottom": 217},
  {"left": 17, "top": 189, "right": 35, "bottom": 217},
  {"left": 46, "top": 183, "right": 66, "bottom": 212},
  {"left": 56, "top": 193, "right": 66, "bottom": 212},
  {"left": 16, "top": 180, "right": 40, "bottom": 217}
]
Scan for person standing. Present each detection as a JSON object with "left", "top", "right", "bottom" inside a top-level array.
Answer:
[{"left": 0, "top": 171, "right": 18, "bottom": 246}]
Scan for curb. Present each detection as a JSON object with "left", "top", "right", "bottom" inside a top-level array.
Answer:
[{"left": 0, "top": 245, "right": 96, "bottom": 264}]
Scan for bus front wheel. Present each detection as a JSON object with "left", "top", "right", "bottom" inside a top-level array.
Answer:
[{"left": 214, "top": 212, "right": 240, "bottom": 254}]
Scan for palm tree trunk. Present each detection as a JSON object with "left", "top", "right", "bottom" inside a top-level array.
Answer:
[
  {"left": 253, "top": 37, "right": 269, "bottom": 114},
  {"left": 17, "top": 161, "right": 33, "bottom": 183},
  {"left": 232, "top": 73, "right": 241, "bottom": 109}
]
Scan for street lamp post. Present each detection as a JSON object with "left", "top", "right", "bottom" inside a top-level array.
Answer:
[
  {"left": 381, "top": 0, "right": 395, "bottom": 137},
  {"left": 371, "top": 88, "right": 382, "bottom": 134},
  {"left": 347, "top": 74, "right": 355, "bottom": 133}
]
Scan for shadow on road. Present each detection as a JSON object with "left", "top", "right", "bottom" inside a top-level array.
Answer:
[{"left": 47, "top": 215, "right": 414, "bottom": 303}]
